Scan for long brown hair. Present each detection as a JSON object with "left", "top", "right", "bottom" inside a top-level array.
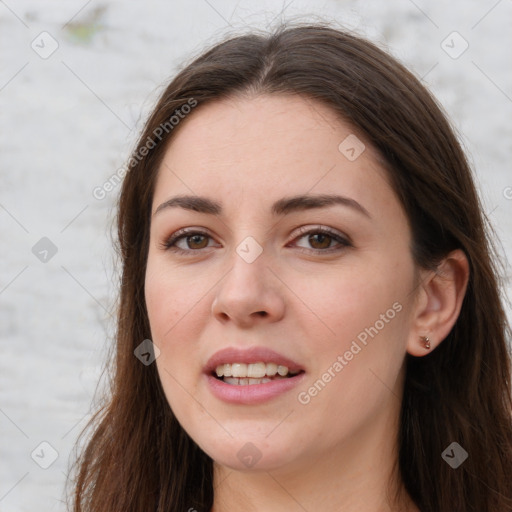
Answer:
[{"left": 70, "top": 23, "right": 512, "bottom": 511}]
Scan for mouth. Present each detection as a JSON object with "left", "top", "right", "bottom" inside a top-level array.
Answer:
[
  {"left": 213, "top": 362, "right": 304, "bottom": 385},
  {"left": 204, "top": 346, "right": 306, "bottom": 402}
]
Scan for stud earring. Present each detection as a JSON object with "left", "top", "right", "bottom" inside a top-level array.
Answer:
[{"left": 420, "top": 336, "right": 431, "bottom": 349}]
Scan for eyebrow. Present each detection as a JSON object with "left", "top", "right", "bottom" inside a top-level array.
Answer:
[{"left": 153, "top": 193, "right": 371, "bottom": 219}]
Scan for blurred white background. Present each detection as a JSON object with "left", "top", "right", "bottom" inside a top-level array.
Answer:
[{"left": 0, "top": 1, "right": 511, "bottom": 510}]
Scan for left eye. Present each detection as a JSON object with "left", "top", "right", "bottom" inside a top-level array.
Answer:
[{"left": 291, "top": 227, "right": 351, "bottom": 252}]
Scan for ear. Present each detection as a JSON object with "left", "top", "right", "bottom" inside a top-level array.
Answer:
[{"left": 407, "top": 249, "right": 470, "bottom": 356}]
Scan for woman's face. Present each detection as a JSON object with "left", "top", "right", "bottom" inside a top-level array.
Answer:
[{"left": 145, "top": 94, "right": 418, "bottom": 472}]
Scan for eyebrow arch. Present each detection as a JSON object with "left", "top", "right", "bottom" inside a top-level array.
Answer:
[{"left": 153, "top": 193, "right": 371, "bottom": 219}]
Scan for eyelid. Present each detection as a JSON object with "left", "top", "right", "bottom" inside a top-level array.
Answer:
[
  {"left": 290, "top": 225, "right": 352, "bottom": 246},
  {"left": 288, "top": 225, "right": 353, "bottom": 253},
  {"left": 160, "top": 225, "right": 352, "bottom": 254},
  {"left": 159, "top": 227, "right": 218, "bottom": 253}
]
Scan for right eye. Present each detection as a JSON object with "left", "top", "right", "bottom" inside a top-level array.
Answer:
[{"left": 161, "top": 229, "right": 219, "bottom": 255}]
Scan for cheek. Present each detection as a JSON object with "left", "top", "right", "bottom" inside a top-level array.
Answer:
[
  {"left": 145, "top": 278, "right": 179, "bottom": 337},
  {"left": 145, "top": 265, "right": 206, "bottom": 408},
  {"left": 144, "top": 260, "right": 214, "bottom": 389},
  {"left": 296, "top": 260, "right": 409, "bottom": 343},
  {"left": 144, "top": 260, "right": 207, "bottom": 341},
  {"left": 292, "top": 273, "right": 410, "bottom": 427},
  {"left": 295, "top": 257, "right": 413, "bottom": 396}
]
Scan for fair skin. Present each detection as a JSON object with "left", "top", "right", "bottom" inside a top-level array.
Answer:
[{"left": 144, "top": 94, "right": 469, "bottom": 512}]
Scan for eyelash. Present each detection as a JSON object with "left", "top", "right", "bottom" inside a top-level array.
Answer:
[{"left": 160, "top": 226, "right": 352, "bottom": 256}]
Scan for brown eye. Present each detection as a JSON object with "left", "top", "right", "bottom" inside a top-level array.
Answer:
[
  {"left": 187, "top": 234, "right": 209, "bottom": 249},
  {"left": 292, "top": 227, "right": 352, "bottom": 253},
  {"left": 162, "top": 229, "right": 218, "bottom": 254},
  {"left": 307, "top": 233, "right": 333, "bottom": 249}
]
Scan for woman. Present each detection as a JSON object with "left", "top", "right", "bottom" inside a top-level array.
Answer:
[{"left": 71, "top": 23, "right": 512, "bottom": 511}]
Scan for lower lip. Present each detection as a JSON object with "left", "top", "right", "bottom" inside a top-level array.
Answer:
[{"left": 205, "top": 373, "right": 306, "bottom": 404}]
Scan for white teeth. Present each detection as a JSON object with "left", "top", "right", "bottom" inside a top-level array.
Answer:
[
  {"left": 277, "top": 365, "right": 288, "bottom": 376},
  {"left": 266, "top": 362, "right": 278, "bottom": 376},
  {"left": 223, "top": 377, "right": 273, "bottom": 385},
  {"left": 247, "top": 362, "right": 266, "bottom": 378},
  {"left": 231, "top": 363, "right": 247, "bottom": 378},
  {"left": 215, "top": 363, "right": 232, "bottom": 377},
  {"left": 214, "top": 362, "right": 297, "bottom": 379}
]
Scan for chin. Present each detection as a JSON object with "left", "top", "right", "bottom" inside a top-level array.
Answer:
[{"left": 199, "top": 436, "right": 301, "bottom": 473}]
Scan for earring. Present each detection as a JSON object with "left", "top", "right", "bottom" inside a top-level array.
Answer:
[{"left": 420, "top": 336, "right": 431, "bottom": 349}]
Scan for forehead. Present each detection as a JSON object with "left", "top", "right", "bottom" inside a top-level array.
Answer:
[{"left": 152, "top": 94, "right": 395, "bottom": 219}]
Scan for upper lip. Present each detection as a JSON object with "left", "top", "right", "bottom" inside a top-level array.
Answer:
[{"left": 204, "top": 346, "right": 305, "bottom": 375}]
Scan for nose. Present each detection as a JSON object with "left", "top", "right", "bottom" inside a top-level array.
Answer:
[{"left": 211, "top": 249, "right": 285, "bottom": 328}]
